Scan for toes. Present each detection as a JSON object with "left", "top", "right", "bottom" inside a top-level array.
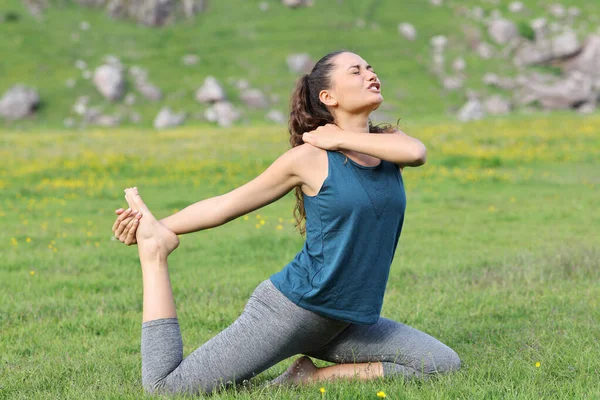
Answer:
[
  {"left": 130, "top": 188, "right": 150, "bottom": 215},
  {"left": 124, "top": 188, "right": 136, "bottom": 210}
]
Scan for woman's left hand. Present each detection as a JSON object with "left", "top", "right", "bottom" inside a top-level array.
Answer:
[{"left": 302, "top": 124, "right": 345, "bottom": 150}]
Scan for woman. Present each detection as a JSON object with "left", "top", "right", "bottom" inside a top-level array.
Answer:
[{"left": 112, "top": 51, "right": 460, "bottom": 395}]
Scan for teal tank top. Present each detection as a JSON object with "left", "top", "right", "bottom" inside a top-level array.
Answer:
[{"left": 270, "top": 149, "right": 406, "bottom": 324}]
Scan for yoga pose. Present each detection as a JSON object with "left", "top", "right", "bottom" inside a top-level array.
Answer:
[{"left": 112, "top": 51, "right": 460, "bottom": 395}]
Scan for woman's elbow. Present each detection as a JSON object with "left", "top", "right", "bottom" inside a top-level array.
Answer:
[{"left": 411, "top": 144, "right": 427, "bottom": 166}]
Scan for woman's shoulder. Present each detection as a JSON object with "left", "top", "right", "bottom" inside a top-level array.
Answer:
[{"left": 284, "top": 144, "right": 328, "bottom": 184}]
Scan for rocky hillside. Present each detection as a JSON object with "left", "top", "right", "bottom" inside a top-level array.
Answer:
[{"left": 1, "top": 0, "right": 599, "bottom": 129}]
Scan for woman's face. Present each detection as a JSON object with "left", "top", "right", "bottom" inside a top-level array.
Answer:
[{"left": 321, "top": 52, "right": 383, "bottom": 114}]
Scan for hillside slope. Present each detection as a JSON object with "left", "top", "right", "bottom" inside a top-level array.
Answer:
[{"left": 1, "top": 0, "right": 599, "bottom": 129}]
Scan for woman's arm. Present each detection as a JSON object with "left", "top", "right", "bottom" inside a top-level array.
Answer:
[
  {"left": 158, "top": 148, "right": 303, "bottom": 235},
  {"left": 339, "top": 130, "right": 427, "bottom": 167},
  {"left": 302, "top": 125, "right": 426, "bottom": 167}
]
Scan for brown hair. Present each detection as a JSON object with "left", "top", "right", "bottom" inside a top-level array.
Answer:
[{"left": 288, "top": 50, "right": 398, "bottom": 235}]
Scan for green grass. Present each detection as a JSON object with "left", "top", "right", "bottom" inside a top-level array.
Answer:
[
  {"left": 1, "top": 113, "right": 599, "bottom": 398},
  {"left": 1, "top": 0, "right": 599, "bottom": 130}
]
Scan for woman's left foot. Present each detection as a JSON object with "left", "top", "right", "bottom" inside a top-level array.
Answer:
[{"left": 269, "top": 356, "right": 318, "bottom": 386}]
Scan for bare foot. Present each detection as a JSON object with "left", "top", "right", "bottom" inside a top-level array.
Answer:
[
  {"left": 269, "top": 356, "right": 318, "bottom": 386},
  {"left": 124, "top": 187, "right": 179, "bottom": 261}
]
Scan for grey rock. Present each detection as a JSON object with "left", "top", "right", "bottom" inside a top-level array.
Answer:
[
  {"left": 476, "top": 42, "right": 494, "bottom": 59},
  {"left": 135, "top": 79, "right": 162, "bottom": 101},
  {"left": 457, "top": 99, "right": 485, "bottom": 121},
  {"left": 205, "top": 101, "right": 240, "bottom": 127},
  {"left": 430, "top": 35, "right": 448, "bottom": 51},
  {"left": 452, "top": 57, "right": 466, "bottom": 72},
  {"left": 0, "top": 85, "right": 40, "bottom": 120},
  {"left": 66, "top": 78, "right": 76, "bottom": 88},
  {"left": 524, "top": 71, "right": 594, "bottom": 110},
  {"left": 282, "top": 0, "right": 313, "bottom": 8},
  {"left": 548, "top": 4, "right": 566, "bottom": 18},
  {"left": 508, "top": 1, "right": 524, "bottom": 13},
  {"left": 484, "top": 95, "right": 512, "bottom": 115},
  {"left": 488, "top": 18, "right": 518, "bottom": 45},
  {"left": 75, "top": 59, "right": 87, "bottom": 70},
  {"left": 259, "top": 1, "right": 269, "bottom": 11},
  {"left": 442, "top": 76, "right": 464, "bottom": 91},
  {"left": 398, "top": 23, "right": 416, "bottom": 41},
  {"left": 265, "top": 109, "right": 286, "bottom": 124},
  {"left": 181, "top": 54, "right": 200, "bottom": 66},
  {"left": 561, "top": 35, "right": 600, "bottom": 79},
  {"left": 93, "top": 64, "right": 125, "bottom": 101},
  {"left": 93, "top": 114, "right": 121, "bottom": 127},
  {"left": 286, "top": 53, "right": 314, "bottom": 74},
  {"left": 514, "top": 31, "right": 581, "bottom": 65},
  {"left": 195, "top": 76, "right": 226, "bottom": 103},
  {"left": 240, "top": 88, "right": 269, "bottom": 109},
  {"left": 154, "top": 107, "right": 186, "bottom": 129}
]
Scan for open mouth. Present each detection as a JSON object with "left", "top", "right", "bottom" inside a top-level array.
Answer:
[{"left": 367, "top": 83, "right": 381, "bottom": 92}]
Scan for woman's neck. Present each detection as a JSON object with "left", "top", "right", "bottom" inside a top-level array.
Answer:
[{"left": 333, "top": 112, "right": 371, "bottom": 133}]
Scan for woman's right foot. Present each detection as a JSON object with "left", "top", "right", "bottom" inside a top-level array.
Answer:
[
  {"left": 269, "top": 356, "right": 318, "bottom": 386},
  {"left": 124, "top": 187, "right": 179, "bottom": 261}
]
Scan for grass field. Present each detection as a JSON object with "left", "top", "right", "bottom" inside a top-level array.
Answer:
[{"left": 1, "top": 113, "right": 599, "bottom": 399}]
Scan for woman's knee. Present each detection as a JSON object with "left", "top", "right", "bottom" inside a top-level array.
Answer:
[{"left": 433, "top": 346, "right": 461, "bottom": 374}]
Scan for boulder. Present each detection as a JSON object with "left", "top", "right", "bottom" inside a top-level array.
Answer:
[
  {"left": 205, "top": 101, "right": 240, "bottom": 127},
  {"left": 398, "top": 23, "right": 416, "bottom": 41},
  {"left": 135, "top": 79, "right": 162, "bottom": 101},
  {"left": 484, "top": 95, "right": 512, "bottom": 115},
  {"left": 457, "top": 99, "right": 485, "bottom": 122},
  {"left": 265, "top": 109, "right": 286, "bottom": 124},
  {"left": 282, "top": 0, "right": 313, "bottom": 8},
  {"left": 286, "top": 53, "right": 314, "bottom": 74},
  {"left": 488, "top": 18, "right": 518, "bottom": 45},
  {"left": 561, "top": 35, "right": 600, "bottom": 81},
  {"left": 524, "top": 71, "right": 595, "bottom": 110},
  {"left": 0, "top": 85, "right": 40, "bottom": 120},
  {"left": 240, "top": 89, "right": 269, "bottom": 109},
  {"left": 93, "top": 64, "right": 125, "bottom": 101},
  {"left": 154, "top": 107, "right": 186, "bottom": 129},
  {"left": 508, "top": 2, "right": 525, "bottom": 13},
  {"left": 195, "top": 76, "right": 226, "bottom": 103},
  {"left": 514, "top": 31, "right": 581, "bottom": 66}
]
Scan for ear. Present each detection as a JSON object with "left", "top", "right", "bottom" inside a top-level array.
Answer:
[{"left": 319, "top": 89, "right": 338, "bottom": 107}]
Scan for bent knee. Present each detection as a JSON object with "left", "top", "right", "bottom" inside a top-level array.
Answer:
[{"left": 432, "top": 347, "right": 461, "bottom": 374}]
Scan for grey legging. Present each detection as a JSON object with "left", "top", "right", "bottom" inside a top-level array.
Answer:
[{"left": 141, "top": 279, "right": 460, "bottom": 395}]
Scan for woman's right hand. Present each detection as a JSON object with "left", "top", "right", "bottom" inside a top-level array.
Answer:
[{"left": 112, "top": 208, "right": 143, "bottom": 245}]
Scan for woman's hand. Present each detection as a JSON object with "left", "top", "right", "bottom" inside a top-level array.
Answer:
[
  {"left": 302, "top": 124, "right": 345, "bottom": 150},
  {"left": 112, "top": 208, "right": 143, "bottom": 245}
]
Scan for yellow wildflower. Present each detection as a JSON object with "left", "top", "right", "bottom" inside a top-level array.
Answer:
[
  {"left": 243, "top": 215, "right": 249, "bottom": 221},
  {"left": 255, "top": 224, "right": 261, "bottom": 229},
  {"left": 30, "top": 270, "right": 35, "bottom": 276},
  {"left": 260, "top": 220, "right": 265, "bottom": 225},
  {"left": 276, "top": 225, "right": 283, "bottom": 230},
  {"left": 26, "top": 237, "right": 31, "bottom": 243},
  {"left": 11, "top": 238, "right": 18, "bottom": 246},
  {"left": 535, "top": 361, "right": 541, "bottom": 368},
  {"left": 319, "top": 387, "right": 326, "bottom": 394},
  {"left": 377, "top": 391, "right": 386, "bottom": 398}
]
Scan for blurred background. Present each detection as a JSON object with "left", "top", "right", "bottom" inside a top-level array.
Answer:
[{"left": 1, "top": 0, "right": 599, "bottom": 130}]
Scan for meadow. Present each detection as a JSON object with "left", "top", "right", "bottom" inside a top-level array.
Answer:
[{"left": 1, "top": 113, "right": 599, "bottom": 399}]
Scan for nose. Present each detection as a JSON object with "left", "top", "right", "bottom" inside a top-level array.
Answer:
[{"left": 367, "top": 70, "right": 378, "bottom": 81}]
